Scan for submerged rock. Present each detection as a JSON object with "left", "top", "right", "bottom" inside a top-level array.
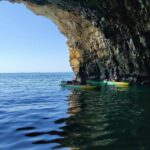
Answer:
[{"left": 5, "top": 0, "right": 150, "bottom": 84}]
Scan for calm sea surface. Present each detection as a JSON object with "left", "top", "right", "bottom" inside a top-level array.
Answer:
[{"left": 0, "top": 73, "right": 150, "bottom": 150}]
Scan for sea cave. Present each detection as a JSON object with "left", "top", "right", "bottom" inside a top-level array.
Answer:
[{"left": 4, "top": 0, "right": 150, "bottom": 84}]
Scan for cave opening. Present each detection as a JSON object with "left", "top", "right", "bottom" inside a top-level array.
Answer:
[
  {"left": 0, "top": 1, "right": 72, "bottom": 73},
  {"left": 0, "top": 0, "right": 150, "bottom": 84}
]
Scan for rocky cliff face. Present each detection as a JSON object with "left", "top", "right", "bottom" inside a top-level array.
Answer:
[{"left": 6, "top": 0, "right": 150, "bottom": 84}]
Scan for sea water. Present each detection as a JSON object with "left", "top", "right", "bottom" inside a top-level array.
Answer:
[{"left": 0, "top": 73, "right": 150, "bottom": 150}]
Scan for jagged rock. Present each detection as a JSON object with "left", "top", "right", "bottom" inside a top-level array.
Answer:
[{"left": 3, "top": 0, "right": 150, "bottom": 84}]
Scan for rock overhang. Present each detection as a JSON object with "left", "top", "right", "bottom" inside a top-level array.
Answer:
[{"left": 1, "top": 0, "right": 150, "bottom": 84}]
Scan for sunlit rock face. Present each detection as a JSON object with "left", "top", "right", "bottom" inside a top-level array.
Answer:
[{"left": 7, "top": 0, "right": 150, "bottom": 84}]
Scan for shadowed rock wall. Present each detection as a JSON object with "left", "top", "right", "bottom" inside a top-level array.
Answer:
[{"left": 5, "top": 0, "right": 150, "bottom": 84}]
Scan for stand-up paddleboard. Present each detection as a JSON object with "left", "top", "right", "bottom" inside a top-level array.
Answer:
[
  {"left": 60, "top": 81, "right": 101, "bottom": 90},
  {"left": 87, "top": 80, "right": 130, "bottom": 87}
]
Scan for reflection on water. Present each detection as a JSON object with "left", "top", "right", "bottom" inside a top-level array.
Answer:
[
  {"left": 0, "top": 74, "right": 150, "bottom": 150},
  {"left": 17, "top": 86, "right": 150, "bottom": 150},
  {"left": 50, "top": 86, "right": 150, "bottom": 150}
]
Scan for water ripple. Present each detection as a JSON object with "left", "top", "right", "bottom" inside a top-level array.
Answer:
[{"left": 0, "top": 73, "right": 150, "bottom": 150}]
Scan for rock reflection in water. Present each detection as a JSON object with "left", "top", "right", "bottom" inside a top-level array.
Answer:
[
  {"left": 67, "top": 90, "right": 82, "bottom": 116},
  {"left": 52, "top": 87, "right": 150, "bottom": 150},
  {"left": 16, "top": 86, "right": 150, "bottom": 150}
]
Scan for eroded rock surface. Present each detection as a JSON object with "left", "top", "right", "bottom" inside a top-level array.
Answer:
[{"left": 5, "top": 0, "right": 150, "bottom": 84}]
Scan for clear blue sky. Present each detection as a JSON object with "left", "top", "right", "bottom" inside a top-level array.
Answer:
[{"left": 0, "top": 1, "right": 72, "bottom": 73}]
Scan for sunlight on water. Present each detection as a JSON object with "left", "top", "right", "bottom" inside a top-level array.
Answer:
[{"left": 0, "top": 73, "right": 150, "bottom": 150}]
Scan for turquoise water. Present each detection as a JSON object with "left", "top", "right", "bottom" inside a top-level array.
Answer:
[{"left": 0, "top": 73, "right": 150, "bottom": 150}]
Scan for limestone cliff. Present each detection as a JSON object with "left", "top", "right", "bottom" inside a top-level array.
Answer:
[{"left": 5, "top": 0, "right": 150, "bottom": 84}]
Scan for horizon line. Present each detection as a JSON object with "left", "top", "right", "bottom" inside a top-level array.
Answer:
[{"left": 0, "top": 71, "right": 73, "bottom": 74}]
